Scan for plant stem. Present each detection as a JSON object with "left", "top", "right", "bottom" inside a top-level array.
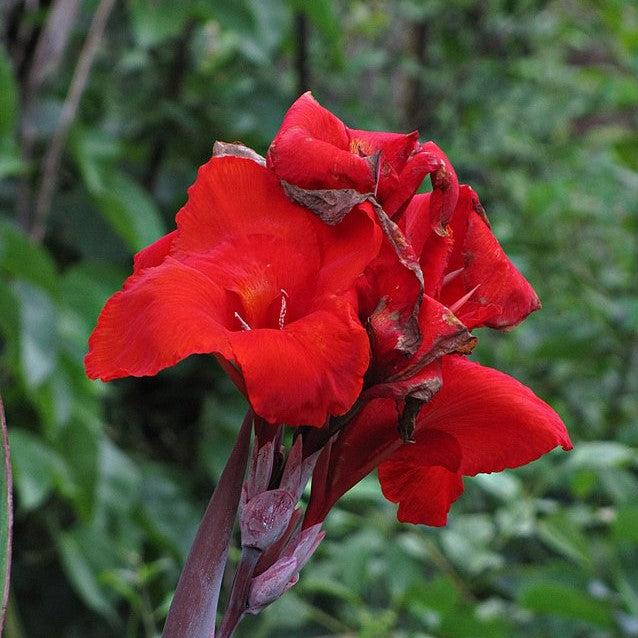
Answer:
[
  {"left": 162, "top": 410, "right": 253, "bottom": 638},
  {"left": 217, "top": 546, "right": 261, "bottom": 638}
]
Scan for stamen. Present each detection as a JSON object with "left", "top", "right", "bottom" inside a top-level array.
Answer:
[
  {"left": 449, "top": 284, "right": 481, "bottom": 314},
  {"left": 278, "top": 289, "right": 289, "bottom": 330},
  {"left": 442, "top": 267, "right": 464, "bottom": 287},
  {"left": 234, "top": 311, "right": 251, "bottom": 331}
]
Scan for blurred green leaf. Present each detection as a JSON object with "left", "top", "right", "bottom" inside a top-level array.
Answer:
[
  {"left": 91, "top": 171, "right": 165, "bottom": 253},
  {"left": 56, "top": 409, "right": 102, "bottom": 519},
  {"left": 614, "top": 506, "right": 638, "bottom": 543},
  {"left": 55, "top": 524, "right": 118, "bottom": 621},
  {"left": 537, "top": 513, "right": 592, "bottom": 567},
  {"left": 0, "top": 221, "right": 58, "bottom": 293},
  {"left": 129, "top": 0, "right": 191, "bottom": 48},
  {"left": 12, "top": 281, "right": 58, "bottom": 388},
  {"left": 520, "top": 582, "right": 615, "bottom": 628},
  {"left": 9, "top": 429, "right": 69, "bottom": 511},
  {"left": 565, "top": 441, "right": 635, "bottom": 470}
]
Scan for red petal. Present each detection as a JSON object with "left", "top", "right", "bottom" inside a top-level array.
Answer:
[
  {"left": 314, "top": 201, "right": 383, "bottom": 298},
  {"left": 175, "top": 156, "right": 322, "bottom": 255},
  {"left": 378, "top": 429, "right": 464, "bottom": 526},
  {"left": 421, "top": 141, "right": 459, "bottom": 226},
  {"left": 186, "top": 234, "right": 319, "bottom": 329},
  {"left": 402, "top": 193, "right": 454, "bottom": 297},
  {"left": 273, "top": 91, "right": 350, "bottom": 149},
  {"left": 267, "top": 126, "right": 374, "bottom": 192},
  {"left": 175, "top": 155, "right": 379, "bottom": 298},
  {"left": 85, "top": 256, "right": 233, "bottom": 381},
  {"left": 417, "top": 355, "right": 572, "bottom": 475},
  {"left": 346, "top": 129, "right": 419, "bottom": 170},
  {"left": 133, "top": 230, "right": 177, "bottom": 274},
  {"left": 229, "top": 296, "right": 370, "bottom": 428},
  {"left": 267, "top": 92, "right": 373, "bottom": 192},
  {"left": 383, "top": 149, "right": 440, "bottom": 217},
  {"left": 383, "top": 296, "right": 473, "bottom": 383},
  {"left": 441, "top": 186, "right": 541, "bottom": 329},
  {"left": 304, "top": 398, "right": 400, "bottom": 526}
]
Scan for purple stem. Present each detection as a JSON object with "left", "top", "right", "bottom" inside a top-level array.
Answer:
[
  {"left": 162, "top": 410, "right": 253, "bottom": 638},
  {"left": 217, "top": 546, "right": 261, "bottom": 638}
]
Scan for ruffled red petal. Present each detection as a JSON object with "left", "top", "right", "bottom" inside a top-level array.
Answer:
[
  {"left": 174, "top": 156, "right": 321, "bottom": 256},
  {"left": 402, "top": 193, "right": 454, "bottom": 298},
  {"left": 229, "top": 296, "right": 370, "bottom": 427},
  {"left": 417, "top": 355, "right": 572, "bottom": 475},
  {"left": 85, "top": 256, "right": 233, "bottom": 381},
  {"left": 441, "top": 186, "right": 541, "bottom": 329},
  {"left": 88, "top": 155, "right": 382, "bottom": 427},
  {"left": 133, "top": 230, "right": 177, "bottom": 274},
  {"left": 421, "top": 141, "right": 459, "bottom": 227},
  {"left": 382, "top": 150, "right": 440, "bottom": 217},
  {"left": 268, "top": 126, "right": 374, "bottom": 192},
  {"left": 273, "top": 91, "right": 350, "bottom": 148},
  {"left": 378, "top": 429, "right": 464, "bottom": 526}
]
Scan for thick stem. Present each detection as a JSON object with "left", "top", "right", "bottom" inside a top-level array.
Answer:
[
  {"left": 217, "top": 546, "right": 261, "bottom": 638},
  {"left": 162, "top": 410, "right": 253, "bottom": 638}
]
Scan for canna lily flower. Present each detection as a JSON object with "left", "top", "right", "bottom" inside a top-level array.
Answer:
[
  {"left": 85, "top": 154, "right": 383, "bottom": 427},
  {"left": 267, "top": 91, "right": 442, "bottom": 217}
]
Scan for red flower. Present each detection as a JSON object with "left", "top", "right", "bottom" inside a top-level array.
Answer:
[
  {"left": 267, "top": 92, "right": 441, "bottom": 216},
  {"left": 305, "top": 356, "right": 572, "bottom": 527},
  {"left": 85, "top": 155, "right": 382, "bottom": 427}
]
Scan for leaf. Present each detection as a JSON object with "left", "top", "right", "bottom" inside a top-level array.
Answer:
[
  {"left": 520, "top": 583, "right": 614, "bottom": 628},
  {"left": 55, "top": 525, "right": 118, "bottom": 620},
  {"left": 472, "top": 472, "right": 522, "bottom": 501},
  {"left": 129, "top": 0, "right": 191, "bottom": 48},
  {"left": 613, "top": 506, "right": 638, "bottom": 543},
  {"left": 0, "top": 220, "right": 59, "bottom": 294},
  {"left": 565, "top": 442, "right": 635, "bottom": 470},
  {"left": 9, "top": 429, "right": 69, "bottom": 511},
  {"left": 12, "top": 281, "right": 58, "bottom": 388},
  {"left": 92, "top": 171, "right": 165, "bottom": 253},
  {"left": 0, "top": 398, "right": 12, "bottom": 633},
  {"left": 55, "top": 408, "right": 102, "bottom": 519},
  {"left": 536, "top": 513, "right": 592, "bottom": 567}
]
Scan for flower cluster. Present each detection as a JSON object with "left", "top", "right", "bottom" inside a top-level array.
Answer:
[{"left": 86, "top": 92, "right": 571, "bottom": 631}]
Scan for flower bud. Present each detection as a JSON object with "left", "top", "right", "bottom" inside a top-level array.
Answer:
[
  {"left": 240, "top": 489, "right": 296, "bottom": 551},
  {"left": 247, "top": 556, "right": 298, "bottom": 612}
]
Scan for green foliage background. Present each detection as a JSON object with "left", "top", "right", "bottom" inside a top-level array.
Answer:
[{"left": 0, "top": 0, "right": 637, "bottom": 636}]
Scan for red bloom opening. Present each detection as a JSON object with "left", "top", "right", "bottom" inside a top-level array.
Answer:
[{"left": 85, "top": 156, "right": 382, "bottom": 427}]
